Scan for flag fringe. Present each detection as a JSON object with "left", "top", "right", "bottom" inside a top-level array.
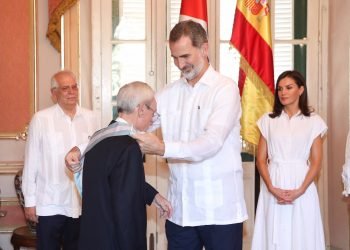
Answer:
[
  {"left": 239, "top": 56, "right": 274, "bottom": 148},
  {"left": 241, "top": 138, "right": 257, "bottom": 156},
  {"left": 239, "top": 56, "right": 274, "bottom": 99}
]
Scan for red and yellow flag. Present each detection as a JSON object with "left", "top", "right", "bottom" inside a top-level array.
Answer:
[
  {"left": 231, "top": 0, "right": 274, "bottom": 147},
  {"left": 179, "top": 0, "right": 208, "bottom": 32}
]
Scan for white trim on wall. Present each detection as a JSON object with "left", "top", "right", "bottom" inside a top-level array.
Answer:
[{"left": 318, "top": 0, "right": 329, "bottom": 246}]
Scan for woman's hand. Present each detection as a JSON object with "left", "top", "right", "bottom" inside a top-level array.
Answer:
[
  {"left": 269, "top": 186, "right": 293, "bottom": 204},
  {"left": 269, "top": 186, "right": 304, "bottom": 204},
  {"left": 283, "top": 188, "right": 305, "bottom": 203}
]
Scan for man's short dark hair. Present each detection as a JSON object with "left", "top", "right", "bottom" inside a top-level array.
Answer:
[{"left": 169, "top": 20, "right": 208, "bottom": 48}]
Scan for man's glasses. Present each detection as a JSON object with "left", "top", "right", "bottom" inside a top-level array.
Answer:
[
  {"left": 55, "top": 84, "right": 79, "bottom": 93},
  {"left": 145, "top": 104, "right": 160, "bottom": 120}
]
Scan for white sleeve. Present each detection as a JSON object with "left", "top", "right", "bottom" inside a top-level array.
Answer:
[
  {"left": 256, "top": 113, "right": 270, "bottom": 140},
  {"left": 22, "top": 115, "right": 40, "bottom": 207},
  {"left": 78, "top": 142, "right": 88, "bottom": 155}
]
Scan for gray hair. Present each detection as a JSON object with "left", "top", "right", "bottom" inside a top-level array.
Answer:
[
  {"left": 50, "top": 70, "right": 78, "bottom": 89},
  {"left": 116, "top": 81, "right": 154, "bottom": 114}
]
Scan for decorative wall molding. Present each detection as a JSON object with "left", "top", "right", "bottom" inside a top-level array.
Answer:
[
  {"left": 0, "top": 197, "right": 19, "bottom": 206},
  {"left": 0, "top": 0, "right": 36, "bottom": 140},
  {"left": 0, "top": 126, "right": 28, "bottom": 141},
  {"left": 0, "top": 162, "right": 23, "bottom": 175}
]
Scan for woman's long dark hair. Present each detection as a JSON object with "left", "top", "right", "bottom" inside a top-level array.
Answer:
[{"left": 269, "top": 70, "right": 313, "bottom": 118}]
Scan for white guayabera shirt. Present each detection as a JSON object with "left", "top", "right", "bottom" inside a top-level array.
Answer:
[
  {"left": 22, "top": 104, "right": 100, "bottom": 218},
  {"left": 155, "top": 65, "right": 248, "bottom": 226}
]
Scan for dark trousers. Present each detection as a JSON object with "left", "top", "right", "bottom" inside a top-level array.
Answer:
[
  {"left": 36, "top": 215, "right": 80, "bottom": 250},
  {"left": 166, "top": 220, "right": 243, "bottom": 250}
]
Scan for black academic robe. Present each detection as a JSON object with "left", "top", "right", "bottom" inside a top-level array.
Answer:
[{"left": 78, "top": 135, "right": 158, "bottom": 250}]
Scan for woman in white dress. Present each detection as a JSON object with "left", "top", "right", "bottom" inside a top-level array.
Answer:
[{"left": 251, "top": 70, "right": 327, "bottom": 250}]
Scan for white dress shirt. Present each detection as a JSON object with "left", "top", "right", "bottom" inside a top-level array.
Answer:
[
  {"left": 22, "top": 104, "right": 100, "bottom": 218},
  {"left": 157, "top": 65, "right": 248, "bottom": 226}
]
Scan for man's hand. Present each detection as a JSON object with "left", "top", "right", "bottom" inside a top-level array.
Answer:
[
  {"left": 132, "top": 132, "right": 165, "bottom": 156},
  {"left": 153, "top": 193, "right": 173, "bottom": 219},
  {"left": 65, "top": 146, "right": 81, "bottom": 173},
  {"left": 24, "top": 207, "right": 38, "bottom": 223}
]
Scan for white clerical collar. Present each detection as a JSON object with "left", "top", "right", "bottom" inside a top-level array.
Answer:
[
  {"left": 115, "top": 117, "right": 139, "bottom": 135},
  {"left": 116, "top": 117, "right": 129, "bottom": 124}
]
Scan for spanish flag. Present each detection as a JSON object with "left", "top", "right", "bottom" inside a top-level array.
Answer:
[
  {"left": 231, "top": 0, "right": 274, "bottom": 148},
  {"left": 179, "top": 0, "right": 208, "bottom": 32}
]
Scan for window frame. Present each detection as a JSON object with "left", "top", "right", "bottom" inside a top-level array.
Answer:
[{"left": 92, "top": 0, "right": 322, "bottom": 122}]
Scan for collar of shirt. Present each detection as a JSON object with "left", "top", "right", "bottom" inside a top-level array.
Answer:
[
  {"left": 115, "top": 117, "right": 139, "bottom": 135},
  {"left": 116, "top": 117, "right": 128, "bottom": 124},
  {"left": 182, "top": 65, "right": 217, "bottom": 89},
  {"left": 281, "top": 109, "right": 302, "bottom": 119},
  {"left": 55, "top": 104, "right": 81, "bottom": 119}
]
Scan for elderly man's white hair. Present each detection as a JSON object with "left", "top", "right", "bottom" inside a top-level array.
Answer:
[
  {"left": 116, "top": 81, "right": 154, "bottom": 114},
  {"left": 50, "top": 70, "right": 77, "bottom": 89}
]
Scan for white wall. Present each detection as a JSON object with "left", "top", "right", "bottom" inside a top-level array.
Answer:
[{"left": 36, "top": 0, "right": 61, "bottom": 110}]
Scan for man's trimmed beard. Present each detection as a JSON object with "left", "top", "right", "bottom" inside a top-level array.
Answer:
[{"left": 181, "top": 60, "right": 204, "bottom": 81}]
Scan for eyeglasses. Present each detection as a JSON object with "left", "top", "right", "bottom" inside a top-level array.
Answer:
[
  {"left": 54, "top": 84, "right": 79, "bottom": 93},
  {"left": 145, "top": 104, "right": 160, "bottom": 120}
]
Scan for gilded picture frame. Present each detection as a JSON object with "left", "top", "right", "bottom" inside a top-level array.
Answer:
[{"left": 0, "top": 0, "right": 36, "bottom": 140}]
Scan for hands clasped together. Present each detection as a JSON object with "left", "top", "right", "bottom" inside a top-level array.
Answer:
[{"left": 269, "top": 186, "right": 304, "bottom": 205}]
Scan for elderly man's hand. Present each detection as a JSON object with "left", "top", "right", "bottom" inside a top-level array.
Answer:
[
  {"left": 65, "top": 146, "right": 81, "bottom": 173},
  {"left": 153, "top": 193, "right": 173, "bottom": 219},
  {"left": 132, "top": 132, "right": 165, "bottom": 156}
]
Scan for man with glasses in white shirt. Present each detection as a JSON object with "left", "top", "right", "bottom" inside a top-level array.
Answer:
[{"left": 22, "top": 70, "right": 100, "bottom": 250}]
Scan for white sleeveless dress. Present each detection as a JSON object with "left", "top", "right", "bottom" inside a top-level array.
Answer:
[{"left": 251, "top": 111, "right": 327, "bottom": 250}]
